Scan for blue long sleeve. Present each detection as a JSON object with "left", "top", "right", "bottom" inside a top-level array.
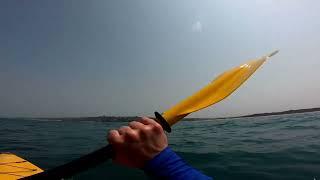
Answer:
[{"left": 143, "top": 147, "right": 212, "bottom": 180}]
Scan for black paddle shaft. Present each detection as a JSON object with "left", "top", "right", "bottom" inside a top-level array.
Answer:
[
  {"left": 21, "top": 112, "right": 171, "bottom": 180},
  {"left": 20, "top": 145, "right": 113, "bottom": 180}
]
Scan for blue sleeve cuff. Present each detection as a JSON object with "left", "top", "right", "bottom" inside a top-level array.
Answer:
[{"left": 143, "top": 147, "right": 212, "bottom": 180}]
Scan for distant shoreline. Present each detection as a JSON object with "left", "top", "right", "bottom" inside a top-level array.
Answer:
[
  {"left": 1, "top": 107, "right": 320, "bottom": 121},
  {"left": 214, "top": 107, "right": 320, "bottom": 120}
]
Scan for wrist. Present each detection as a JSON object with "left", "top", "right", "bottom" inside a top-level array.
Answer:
[{"left": 143, "top": 147, "right": 179, "bottom": 174}]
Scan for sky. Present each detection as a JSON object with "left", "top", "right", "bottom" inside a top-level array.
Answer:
[{"left": 1, "top": 0, "right": 320, "bottom": 118}]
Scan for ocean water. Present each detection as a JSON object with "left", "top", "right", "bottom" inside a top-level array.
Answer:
[{"left": 1, "top": 112, "right": 320, "bottom": 180}]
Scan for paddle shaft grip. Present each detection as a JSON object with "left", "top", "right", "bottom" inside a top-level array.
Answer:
[{"left": 22, "top": 112, "right": 170, "bottom": 180}]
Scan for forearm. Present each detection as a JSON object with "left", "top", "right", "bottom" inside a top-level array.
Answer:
[{"left": 143, "top": 147, "right": 212, "bottom": 180}]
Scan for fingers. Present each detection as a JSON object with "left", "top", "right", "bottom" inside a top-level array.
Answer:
[
  {"left": 116, "top": 126, "right": 139, "bottom": 142},
  {"left": 129, "top": 121, "right": 145, "bottom": 130},
  {"left": 107, "top": 117, "right": 163, "bottom": 145},
  {"left": 138, "top": 116, "right": 159, "bottom": 126},
  {"left": 118, "top": 126, "right": 131, "bottom": 135},
  {"left": 138, "top": 116, "right": 163, "bottom": 133},
  {"left": 107, "top": 130, "right": 123, "bottom": 144},
  {"left": 108, "top": 125, "right": 135, "bottom": 144}
]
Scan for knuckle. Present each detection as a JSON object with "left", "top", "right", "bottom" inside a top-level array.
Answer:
[
  {"left": 107, "top": 130, "right": 121, "bottom": 144},
  {"left": 154, "top": 122, "right": 162, "bottom": 129},
  {"left": 118, "top": 126, "right": 131, "bottom": 135},
  {"left": 141, "top": 116, "right": 149, "bottom": 120},
  {"left": 139, "top": 126, "right": 148, "bottom": 135},
  {"left": 126, "top": 128, "right": 135, "bottom": 135},
  {"left": 126, "top": 129, "right": 139, "bottom": 141},
  {"left": 142, "top": 125, "right": 152, "bottom": 133},
  {"left": 141, "top": 116, "right": 151, "bottom": 121},
  {"left": 128, "top": 121, "right": 138, "bottom": 127},
  {"left": 107, "top": 130, "right": 116, "bottom": 138},
  {"left": 153, "top": 123, "right": 163, "bottom": 131},
  {"left": 119, "top": 126, "right": 129, "bottom": 131},
  {"left": 128, "top": 121, "right": 135, "bottom": 126}
]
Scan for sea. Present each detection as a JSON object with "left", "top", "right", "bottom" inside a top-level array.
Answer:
[{"left": 1, "top": 112, "right": 320, "bottom": 180}]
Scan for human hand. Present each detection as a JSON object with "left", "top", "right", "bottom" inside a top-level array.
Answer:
[{"left": 107, "top": 117, "right": 168, "bottom": 168}]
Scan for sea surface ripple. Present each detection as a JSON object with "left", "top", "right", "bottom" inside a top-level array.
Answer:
[{"left": 1, "top": 112, "right": 320, "bottom": 179}]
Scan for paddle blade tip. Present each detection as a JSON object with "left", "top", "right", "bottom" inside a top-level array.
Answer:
[{"left": 267, "top": 50, "right": 279, "bottom": 58}]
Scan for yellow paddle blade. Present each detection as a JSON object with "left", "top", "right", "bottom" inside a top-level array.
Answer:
[
  {"left": 162, "top": 50, "right": 279, "bottom": 126},
  {"left": 0, "top": 153, "right": 43, "bottom": 180}
]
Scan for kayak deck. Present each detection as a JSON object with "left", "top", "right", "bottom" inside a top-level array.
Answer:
[{"left": 0, "top": 153, "right": 43, "bottom": 180}]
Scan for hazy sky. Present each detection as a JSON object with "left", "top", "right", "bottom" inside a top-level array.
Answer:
[{"left": 1, "top": 0, "right": 320, "bottom": 118}]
